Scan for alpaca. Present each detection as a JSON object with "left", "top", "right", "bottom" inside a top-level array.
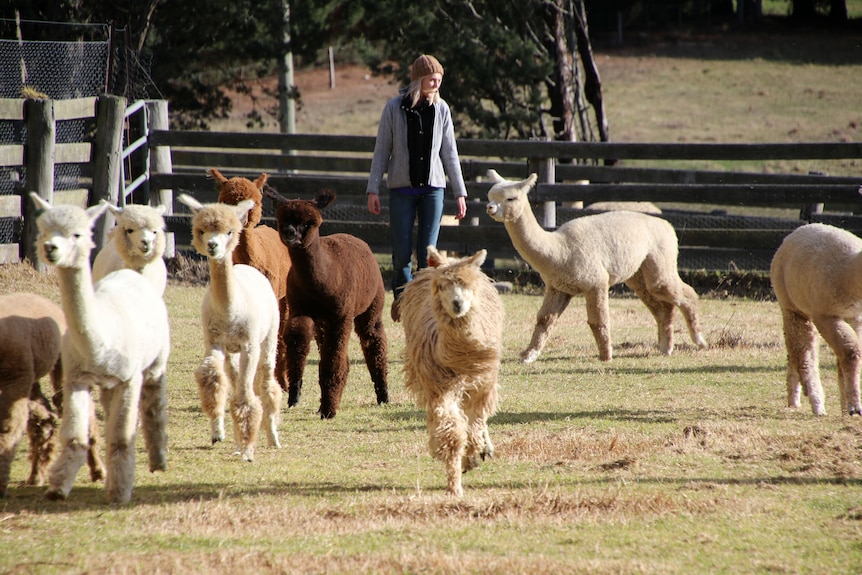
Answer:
[
  {"left": 210, "top": 168, "right": 292, "bottom": 392},
  {"left": 0, "top": 293, "right": 106, "bottom": 498},
  {"left": 92, "top": 202, "right": 168, "bottom": 296},
  {"left": 30, "top": 193, "right": 170, "bottom": 505},
  {"left": 400, "top": 246, "right": 504, "bottom": 497},
  {"left": 177, "top": 194, "right": 282, "bottom": 461},
  {"left": 770, "top": 223, "right": 862, "bottom": 416},
  {"left": 485, "top": 170, "right": 707, "bottom": 362},
  {"left": 274, "top": 189, "right": 389, "bottom": 419}
]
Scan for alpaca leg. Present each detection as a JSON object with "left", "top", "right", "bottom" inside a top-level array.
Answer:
[
  {"left": 102, "top": 378, "right": 142, "bottom": 505},
  {"left": 782, "top": 310, "right": 824, "bottom": 415},
  {"left": 46, "top": 382, "right": 92, "bottom": 501},
  {"left": 626, "top": 271, "right": 675, "bottom": 355},
  {"left": 521, "top": 287, "right": 572, "bottom": 363},
  {"left": 585, "top": 288, "right": 613, "bottom": 361},
  {"left": 813, "top": 316, "right": 862, "bottom": 416},
  {"left": 286, "top": 316, "right": 314, "bottom": 407},
  {"left": 674, "top": 283, "right": 708, "bottom": 349},
  {"left": 0, "top": 381, "right": 29, "bottom": 498},
  {"left": 195, "top": 347, "right": 230, "bottom": 444},
  {"left": 275, "top": 296, "right": 290, "bottom": 392},
  {"left": 354, "top": 306, "right": 389, "bottom": 405},
  {"left": 139, "top": 366, "right": 169, "bottom": 472},
  {"left": 231, "top": 347, "right": 263, "bottom": 461},
  {"left": 317, "top": 322, "right": 353, "bottom": 419},
  {"left": 26, "top": 381, "right": 58, "bottom": 487},
  {"left": 255, "top": 342, "right": 283, "bottom": 449},
  {"left": 461, "top": 381, "right": 500, "bottom": 473},
  {"left": 85, "top": 393, "right": 105, "bottom": 482},
  {"left": 428, "top": 398, "right": 468, "bottom": 497}
]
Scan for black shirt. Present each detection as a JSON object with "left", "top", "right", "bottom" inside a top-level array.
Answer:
[{"left": 402, "top": 97, "right": 436, "bottom": 188}]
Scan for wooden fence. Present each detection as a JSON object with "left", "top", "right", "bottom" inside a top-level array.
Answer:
[
  {"left": 150, "top": 130, "right": 862, "bottom": 272},
  {"left": 3, "top": 97, "right": 862, "bottom": 273}
]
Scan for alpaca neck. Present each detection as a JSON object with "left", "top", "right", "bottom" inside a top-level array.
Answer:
[
  {"left": 207, "top": 257, "right": 240, "bottom": 311},
  {"left": 504, "top": 205, "right": 559, "bottom": 270},
  {"left": 56, "top": 263, "right": 103, "bottom": 356},
  {"left": 288, "top": 241, "right": 331, "bottom": 289},
  {"left": 233, "top": 227, "right": 255, "bottom": 264}
]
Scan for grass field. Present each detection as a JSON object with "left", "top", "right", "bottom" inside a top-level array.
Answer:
[{"left": 1, "top": 260, "right": 861, "bottom": 574}]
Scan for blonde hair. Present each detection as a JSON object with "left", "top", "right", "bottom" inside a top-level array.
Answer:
[{"left": 407, "top": 78, "right": 441, "bottom": 108}]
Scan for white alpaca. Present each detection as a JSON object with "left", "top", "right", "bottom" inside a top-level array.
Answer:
[
  {"left": 30, "top": 193, "right": 170, "bottom": 505},
  {"left": 485, "top": 170, "right": 707, "bottom": 362},
  {"left": 400, "top": 247, "right": 504, "bottom": 497},
  {"left": 92, "top": 202, "right": 168, "bottom": 296},
  {"left": 770, "top": 223, "right": 862, "bottom": 416},
  {"left": 177, "top": 194, "right": 282, "bottom": 462}
]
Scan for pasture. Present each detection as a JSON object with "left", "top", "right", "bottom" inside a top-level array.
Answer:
[{"left": 1, "top": 262, "right": 860, "bottom": 574}]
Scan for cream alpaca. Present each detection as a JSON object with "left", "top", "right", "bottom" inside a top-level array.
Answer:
[
  {"left": 92, "top": 202, "right": 168, "bottom": 296},
  {"left": 485, "top": 170, "right": 707, "bottom": 362},
  {"left": 178, "top": 194, "right": 282, "bottom": 461},
  {"left": 770, "top": 223, "right": 862, "bottom": 416},
  {"left": 30, "top": 193, "right": 170, "bottom": 505},
  {"left": 400, "top": 247, "right": 504, "bottom": 497}
]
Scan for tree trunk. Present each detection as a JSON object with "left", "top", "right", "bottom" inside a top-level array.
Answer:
[
  {"left": 830, "top": 0, "right": 848, "bottom": 22},
  {"left": 545, "top": 0, "right": 577, "bottom": 144},
  {"left": 791, "top": 0, "right": 817, "bottom": 19},
  {"left": 572, "top": 0, "right": 611, "bottom": 145}
]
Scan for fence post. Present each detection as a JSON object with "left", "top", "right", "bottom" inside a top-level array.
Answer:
[
  {"left": 22, "top": 98, "right": 55, "bottom": 270},
  {"left": 529, "top": 156, "right": 556, "bottom": 228},
  {"left": 91, "top": 94, "right": 126, "bottom": 254},
  {"left": 147, "top": 99, "right": 175, "bottom": 257}
]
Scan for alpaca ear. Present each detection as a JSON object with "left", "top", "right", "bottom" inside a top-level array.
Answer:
[
  {"left": 235, "top": 199, "right": 256, "bottom": 225},
  {"left": 155, "top": 204, "right": 167, "bottom": 216},
  {"left": 86, "top": 201, "right": 111, "bottom": 227},
  {"left": 177, "top": 193, "right": 203, "bottom": 214},
  {"left": 101, "top": 200, "right": 122, "bottom": 217},
  {"left": 466, "top": 249, "right": 487, "bottom": 269},
  {"left": 427, "top": 245, "right": 446, "bottom": 267},
  {"left": 314, "top": 189, "right": 336, "bottom": 210},
  {"left": 486, "top": 169, "right": 506, "bottom": 184},
  {"left": 524, "top": 173, "right": 538, "bottom": 190},
  {"left": 254, "top": 173, "right": 269, "bottom": 190},
  {"left": 208, "top": 168, "right": 228, "bottom": 185},
  {"left": 29, "top": 191, "right": 52, "bottom": 212}
]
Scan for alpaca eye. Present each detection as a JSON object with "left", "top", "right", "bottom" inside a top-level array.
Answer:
[
  {"left": 507, "top": 197, "right": 517, "bottom": 202},
  {"left": 125, "top": 228, "right": 133, "bottom": 235},
  {"left": 73, "top": 233, "right": 82, "bottom": 239}
]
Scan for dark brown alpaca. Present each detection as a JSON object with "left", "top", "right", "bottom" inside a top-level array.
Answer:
[{"left": 275, "top": 189, "right": 388, "bottom": 418}]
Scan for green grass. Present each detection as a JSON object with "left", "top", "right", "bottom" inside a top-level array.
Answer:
[{"left": 2, "top": 264, "right": 861, "bottom": 574}]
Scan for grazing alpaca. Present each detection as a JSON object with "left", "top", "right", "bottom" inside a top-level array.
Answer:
[
  {"left": 485, "top": 170, "right": 707, "bottom": 362},
  {"left": 92, "top": 202, "right": 168, "bottom": 296},
  {"left": 30, "top": 193, "right": 170, "bottom": 505},
  {"left": 770, "top": 223, "right": 862, "bottom": 416},
  {"left": 0, "top": 293, "right": 106, "bottom": 498},
  {"left": 177, "top": 194, "right": 282, "bottom": 461},
  {"left": 274, "top": 189, "right": 389, "bottom": 418},
  {"left": 210, "top": 168, "right": 292, "bottom": 392},
  {"left": 400, "top": 246, "right": 504, "bottom": 497}
]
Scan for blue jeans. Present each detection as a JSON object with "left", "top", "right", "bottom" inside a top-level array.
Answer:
[{"left": 389, "top": 187, "right": 444, "bottom": 299}]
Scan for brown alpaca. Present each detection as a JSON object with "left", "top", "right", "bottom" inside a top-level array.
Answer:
[
  {"left": 0, "top": 293, "right": 105, "bottom": 498},
  {"left": 210, "top": 168, "right": 292, "bottom": 392},
  {"left": 400, "top": 247, "right": 504, "bottom": 497},
  {"left": 274, "top": 189, "right": 389, "bottom": 418}
]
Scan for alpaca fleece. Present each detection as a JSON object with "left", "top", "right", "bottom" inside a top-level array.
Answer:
[
  {"left": 485, "top": 170, "right": 707, "bottom": 362},
  {"left": 770, "top": 223, "right": 862, "bottom": 416},
  {"left": 400, "top": 247, "right": 504, "bottom": 497},
  {"left": 31, "top": 193, "right": 169, "bottom": 505},
  {"left": 211, "top": 168, "right": 293, "bottom": 394},
  {"left": 275, "top": 189, "right": 388, "bottom": 419},
  {"left": 178, "top": 194, "right": 283, "bottom": 461}
]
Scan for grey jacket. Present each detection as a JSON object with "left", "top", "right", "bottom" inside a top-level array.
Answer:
[{"left": 366, "top": 94, "right": 467, "bottom": 198}]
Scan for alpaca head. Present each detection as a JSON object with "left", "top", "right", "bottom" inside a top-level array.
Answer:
[
  {"left": 210, "top": 168, "right": 267, "bottom": 228},
  {"left": 485, "top": 170, "right": 539, "bottom": 223},
  {"left": 103, "top": 202, "right": 167, "bottom": 263},
  {"left": 30, "top": 192, "right": 109, "bottom": 268},
  {"left": 428, "top": 245, "right": 488, "bottom": 319},
  {"left": 274, "top": 189, "right": 336, "bottom": 249},
  {"left": 177, "top": 193, "right": 255, "bottom": 261}
]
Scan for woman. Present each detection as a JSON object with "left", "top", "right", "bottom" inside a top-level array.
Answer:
[{"left": 366, "top": 54, "right": 468, "bottom": 321}]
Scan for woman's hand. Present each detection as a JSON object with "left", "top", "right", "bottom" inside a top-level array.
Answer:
[
  {"left": 455, "top": 196, "right": 467, "bottom": 219},
  {"left": 367, "top": 193, "right": 381, "bottom": 215}
]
